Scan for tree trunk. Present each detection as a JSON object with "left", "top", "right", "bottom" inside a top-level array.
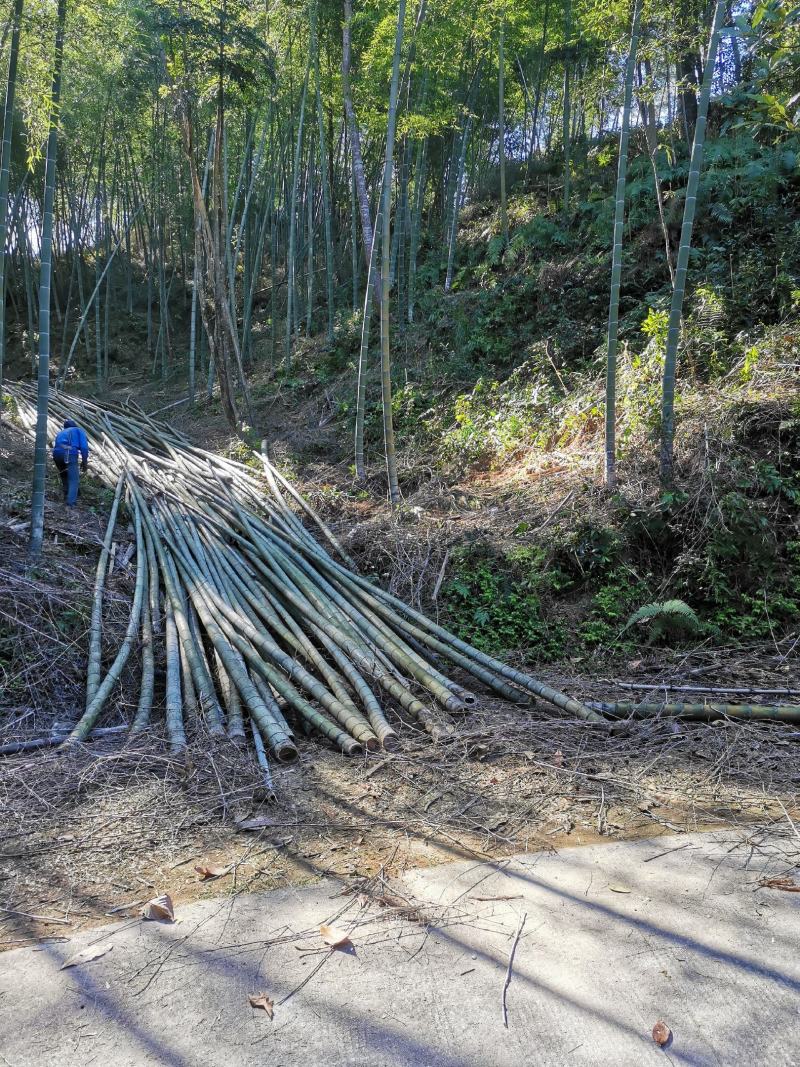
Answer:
[
  {"left": 445, "top": 114, "right": 473, "bottom": 292},
  {"left": 407, "top": 137, "right": 427, "bottom": 323}
]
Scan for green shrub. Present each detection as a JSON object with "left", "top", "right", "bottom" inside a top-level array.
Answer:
[{"left": 442, "top": 545, "right": 568, "bottom": 660}]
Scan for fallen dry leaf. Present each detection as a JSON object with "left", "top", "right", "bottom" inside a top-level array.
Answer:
[
  {"left": 248, "top": 993, "right": 274, "bottom": 1019},
  {"left": 141, "top": 894, "right": 175, "bottom": 922},
  {"left": 608, "top": 884, "right": 632, "bottom": 894},
  {"left": 194, "top": 864, "right": 231, "bottom": 881},
  {"left": 319, "top": 923, "right": 352, "bottom": 949},
  {"left": 758, "top": 877, "right": 800, "bottom": 892},
  {"left": 652, "top": 1020, "right": 671, "bottom": 1046},
  {"left": 61, "top": 942, "right": 114, "bottom": 970},
  {"left": 236, "top": 816, "right": 280, "bottom": 831}
]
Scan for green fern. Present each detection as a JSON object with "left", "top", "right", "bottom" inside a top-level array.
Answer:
[
  {"left": 486, "top": 234, "right": 505, "bottom": 266},
  {"left": 504, "top": 232, "right": 527, "bottom": 267},
  {"left": 710, "top": 201, "right": 733, "bottom": 225},
  {"left": 623, "top": 599, "right": 700, "bottom": 642}
]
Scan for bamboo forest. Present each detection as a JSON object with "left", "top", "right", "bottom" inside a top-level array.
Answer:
[{"left": 0, "top": 1, "right": 798, "bottom": 1061}]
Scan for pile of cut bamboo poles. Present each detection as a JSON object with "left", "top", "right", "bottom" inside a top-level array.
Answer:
[{"left": 6, "top": 384, "right": 603, "bottom": 768}]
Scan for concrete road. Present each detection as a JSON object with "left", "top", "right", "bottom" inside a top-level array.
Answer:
[{"left": 1, "top": 830, "right": 797, "bottom": 1066}]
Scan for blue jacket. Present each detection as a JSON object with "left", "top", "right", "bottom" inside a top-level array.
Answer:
[{"left": 53, "top": 426, "right": 89, "bottom": 464}]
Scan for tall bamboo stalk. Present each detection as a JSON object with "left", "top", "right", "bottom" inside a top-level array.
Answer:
[
  {"left": 407, "top": 137, "right": 427, "bottom": 323},
  {"left": 561, "top": 0, "right": 572, "bottom": 223},
  {"left": 498, "top": 12, "right": 508, "bottom": 245},
  {"left": 0, "top": 0, "right": 23, "bottom": 411},
  {"left": 29, "top": 0, "right": 67, "bottom": 561},
  {"left": 659, "top": 0, "right": 725, "bottom": 484},
  {"left": 379, "top": 0, "right": 407, "bottom": 507},
  {"left": 342, "top": 0, "right": 381, "bottom": 303},
  {"left": 67, "top": 502, "right": 147, "bottom": 743},
  {"left": 355, "top": 209, "right": 381, "bottom": 480},
  {"left": 604, "top": 0, "right": 641, "bottom": 489},
  {"left": 285, "top": 60, "right": 309, "bottom": 364},
  {"left": 86, "top": 474, "right": 125, "bottom": 709},
  {"left": 188, "top": 131, "right": 214, "bottom": 405},
  {"left": 312, "top": 0, "right": 335, "bottom": 342},
  {"left": 444, "top": 113, "right": 473, "bottom": 293}
]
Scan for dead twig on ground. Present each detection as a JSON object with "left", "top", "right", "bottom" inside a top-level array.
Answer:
[{"left": 502, "top": 911, "right": 527, "bottom": 1028}]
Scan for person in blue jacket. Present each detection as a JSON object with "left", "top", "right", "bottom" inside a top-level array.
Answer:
[{"left": 52, "top": 418, "right": 89, "bottom": 506}]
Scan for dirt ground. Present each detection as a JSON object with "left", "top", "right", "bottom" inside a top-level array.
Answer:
[{"left": 1, "top": 411, "right": 799, "bottom": 955}]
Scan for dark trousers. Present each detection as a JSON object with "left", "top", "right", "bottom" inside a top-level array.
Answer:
[{"left": 53, "top": 454, "right": 80, "bottom": 505}]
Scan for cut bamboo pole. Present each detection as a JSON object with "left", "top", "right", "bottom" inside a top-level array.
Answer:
[{"left": 8, "top": 381, "right": 621, "bottom": 768}]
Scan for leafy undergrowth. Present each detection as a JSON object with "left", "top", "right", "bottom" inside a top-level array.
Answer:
[{"left": 250, "top": 134, "right": 800, "bottom": 664}]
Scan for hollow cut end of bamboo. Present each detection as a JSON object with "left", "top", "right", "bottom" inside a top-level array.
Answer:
[
  {"left": 274, "top": 741, "right": 300, "bottom": 763},
  {"left": 379, "top": 730, "right": 400, "bottom": 752},
  {"left": 456, "top": 690, "right": 479, "bottom": 707}
]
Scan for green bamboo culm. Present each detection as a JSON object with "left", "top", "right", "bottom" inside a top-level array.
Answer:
[
  {"left": 444, "top": 113, "right": 473, "bottom": 293},
  {"left": 29, "top": 0, "right": 68, "bottom": 560},
  {"left": 354, "top": 208, "right": 381, "bottom": 480},
  {"left": 604, "top": 0, "right": 642, "bottom": 489},
  {"left": 163, "top": 594, "right": 187, "bottom": 752},
  {"left": 0, "top": 0, "right": 23, "bottom": 412},
  {"left": 131, "top": 524, "right": 162, "bottom": 734},
  {"left": 86, "top": 473, "right": 126, "bottom": 709},
  {"left": 598, "top": 701, "right": 800, "bottom": 724},
  {"left": 498, "top": 11, "right": 508, "bottom": 245},
  {"left": 65, "top": 501, "right": 148, "bottom": 745},
  {"left": 379, "top": 0, "right": 407, "bottom": 507},
  {"left": 659, "top": 0, "right": 726, "bottom": 484},
  {"left": 407, "top": 136, "right": 427, "bottom": 324},
  {"left": 561, "top": 0, "right": 572, "bottom": 224},
  {"left": 285, "top": 58, "right": 310, "bottom": 366},
  {"left": 311, "top": 0, "right": 335, "bottom": 343}
]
